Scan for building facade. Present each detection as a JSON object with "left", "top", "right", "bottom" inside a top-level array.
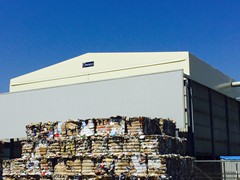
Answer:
[{"left": 1, "top": 52, "right": 240, "bottom": 159}]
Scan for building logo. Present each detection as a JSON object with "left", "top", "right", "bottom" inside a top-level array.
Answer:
[{"left": 82, "top": 61, "right": 94, "bottom": 68}]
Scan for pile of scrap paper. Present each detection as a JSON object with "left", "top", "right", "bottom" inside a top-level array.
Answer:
[{"left": 2, "top": 116, "right": 194, "bottom": 180}]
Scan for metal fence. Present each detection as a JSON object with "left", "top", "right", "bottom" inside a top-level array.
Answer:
[{"left": 195, "top": 160, "right": 240, "bottom": 179}]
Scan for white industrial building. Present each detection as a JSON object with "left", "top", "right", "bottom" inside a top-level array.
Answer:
[{"left": 1, "top": 52, "right": 240, "bottom": 159}]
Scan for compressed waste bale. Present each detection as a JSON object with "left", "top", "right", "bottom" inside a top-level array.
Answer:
[
  {"left": 158, "top": 135, "right": 174, "bottom": 155},
  {"left": 40, "top": 158, "right": 54, "bottom": 177},
  {"left": 91, "top": 136, "right": 108, "bottom": 155},
  {"left": 114, "top": 154, "right": 130, "bottom": 176},
  {"left": 80, "top": 119, "right": 94, "bottom": 137},
  {"left": 174, "top": 137, "right": 187, "bottom": 155},
  {"left": 95, "top": 157, "right": 116, "bottom": 177},
  {"left": 108, "top": 136, "right": 124, "bottom": 154},
  {"left": 54, "top": 160, "right": 68, "bottom": 176},
  {"left": 2, "top": 160, "right": 11, "bottom": 177},
  {"left": 25, "top": 123, "right": 42, "bottom": 141},
  {"left": 47, "top": 141, "right": 61, "bottom": 158},
  {"left": 3, "top": 116, "right": 193, "bottom": 179},
  {"left": 81, "top": 156, "right": 96, "bottom": 176},
  {"left": 148, "top": 155, "right": 167, "bottom": 178},
  {"left": 159, "top": 118, "right": 176, "bottom": 137},
  {"left": 34, "top": 143, "right": 48, "bottom": 159},
  {"left": 64, "top": 120, "right": 80, "bottom": 137},
  {"left": 21, "top": 141, "right": 34, "bottom": 158},
  {"left": 129, "top": 153, "right": 147, "bottom": 177},
  {"left": 126, "top": 117, "right": 143, "bottom": 135},
  {"left": 123, "top": 136, "right": 140, "bottom": 154},
  {"left": 25, "top": 157, "right": 41, "bottom": 176},
  {"left": 139, "top": 135, "right": 159, "bottom": 155},
  {"left": 109, "top": 116, "right": 125, "bottom": 136},
  {"left": 66, "top": 158, "right": 82, "bottom": 175},
  {"left": 95, "top": 118, "right": 110, "bottom": 135},
  {"left": 142, "top": 117, "right": 161, "bottom": 135},
  {"left": 75, "top": 137, "right": 92, "bottom": 156}
]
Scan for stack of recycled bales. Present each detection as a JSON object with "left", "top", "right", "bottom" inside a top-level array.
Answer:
[
  {"left": 2, "top": 116, "right": 194, "bottom": 179},
  {"left": 0, "top": 141, "right": 4, "bottom": 179}
]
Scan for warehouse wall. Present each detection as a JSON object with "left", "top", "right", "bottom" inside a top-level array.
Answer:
[
  {"left": 10, "top": 52, "right": 189, "bottom": 92},
  {"left": 189, "top": 53, "right": 240, "bottom": 99},
  {"left": 0, "top": 70, "right": 185, "bottom": 139},
  {"left": 192, "top": 81, "right": 240, "bottom": 157}
]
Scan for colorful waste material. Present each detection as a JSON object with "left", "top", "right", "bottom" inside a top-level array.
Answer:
[{"left": 2, "top": 116, "right": 194, "bottom": 179}]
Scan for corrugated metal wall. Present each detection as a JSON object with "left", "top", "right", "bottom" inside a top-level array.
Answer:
[
  {"left": 192, "top": 81, "right": 240, "bottom": 157},
  {"left": 192, "top": 82, "right": 212, "bottom": 155}
]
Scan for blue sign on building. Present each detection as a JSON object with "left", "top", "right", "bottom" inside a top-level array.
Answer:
[{"left": 82, "top": 61, "right": 94, "bottom": 68}]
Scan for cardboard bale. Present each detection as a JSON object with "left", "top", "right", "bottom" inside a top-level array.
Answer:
[
  {"left": 63, "top": 139, "right": 76, "bottom": 157},
  {"left": 40, "top": 158, "right": 54, "bottom": 177},
  {"left": 2, "top": 160, "right": 11, "bottom": 177},
  {"left": 79, "top": 119, "right": 94, "bottom": 137},
  {"left": 147, "top": 155, "right": 167, "bottom": 177},
  {"left": 3, "top": 116, "right": 193, "bottom": 179},
  {"left": 63, "top": 120, "right": 80, "bottom": 137},
  {"left": 91, "top": 136, "right": 108, "bottom": 155},
  {"left": 159, "top": 118, "right": 176, "bottom": 136},
  {"left": 11, "top": 158, "right": 27, "bottom": 176},
  {"left": 123, "top": 136, "right": 140, "bottom": 154},
  {"left": 47, "top": 141, "right": 61, "bottom": 158},
  {"left": 66, "top": 158, "right": 82, "bottom": 175},
  {"left": 95, "top": 156, "right": 116, "bottom": 177},
  {"left": 129, "top": 153, "right": 147, "bottom": 177},
  {"left": 108, "top": 136, "right": 124, "bottom": 155},
  {"left": 114, "top": 154, "right": 130, "bottom": 176},
  {"left": 21, "top": 141, "right": 34, "bottom": 158},
  {"left": 25, "top": 157, "right": 41, "bottom": 176},
  {"left": 34, "top": 143, "right": 48, "bottom": 159},
  {"left": 54, "top": 160, "right": 68, "bottom": 177},
  {"left": 81, "top": 156, "right": 96, "bottom": 176},
  {"left": 139, "top": 135, "right": 159, "bottom": 155},
  {"left": 126, "top": 117, "right": 143, "bottom": 136},
  {"left": 75, "top": 137, "right": 91, "bottom": 156},
  {"left": 174, "top": 137, "right": 187, "bottom": 155},
  {"left": 95, "top": 118, "right": 111, "bottom": 135}
]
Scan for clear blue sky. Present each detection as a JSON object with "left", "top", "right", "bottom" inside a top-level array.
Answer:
[{"left": 0, "top": 1, "right": 239, "bottom": 93}]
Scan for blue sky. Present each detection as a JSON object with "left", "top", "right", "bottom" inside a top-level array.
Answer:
[{"left": 0, "top": 1, "right": 240, "bottom": 93}]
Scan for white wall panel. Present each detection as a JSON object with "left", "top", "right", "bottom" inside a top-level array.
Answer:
[{"left": 0, "top": 70, "right": 185, "bottom": 139}]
